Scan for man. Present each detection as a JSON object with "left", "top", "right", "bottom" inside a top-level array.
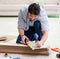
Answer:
[{"left": 16, "top": 3, "right": 49, "bottom": 47}]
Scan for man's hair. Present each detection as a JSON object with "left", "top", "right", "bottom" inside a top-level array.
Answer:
[{"left": 28, "top": 3, "right": 40, "bottom": 15}]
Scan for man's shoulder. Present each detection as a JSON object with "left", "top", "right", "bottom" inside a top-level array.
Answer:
[
  {"left": 40, "top": 6, "right": 46, "bottom": 11},
  {"left": 38, "top": 6, "right": 47, "bottom": 18},
  {"left": 20, "top": 6, "right": 28, "bottom": 13},
  {"left": 18, "top": 6, "right": 28, "bottom": 18},
  {"left": 39, "top": 6, "right": 46, "bottom": 15}
]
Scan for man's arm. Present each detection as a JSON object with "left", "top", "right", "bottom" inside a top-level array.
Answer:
[
  {"left": 36, "top": 7, "right": 49, "bottom": 47},
  {"left": 18, "top": 9, "right": 29, "bottom": 44},
  {"left": 40, "top": 31, "right": 48, "bottom": 44},
  {"left": 18, "top": 28, "right": 29, "bottom": 44},
  {"left": 18, "top": 28, "right": 24, "bottom": 37},
  {"left": 36, "top": 31, "right": 48, "bottom": 47}
]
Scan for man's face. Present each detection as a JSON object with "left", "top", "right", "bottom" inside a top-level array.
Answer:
[{"left": 28, "top": 13, "right": 37, "bottom": 21}]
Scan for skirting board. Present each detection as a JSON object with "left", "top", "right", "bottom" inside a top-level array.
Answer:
[{"left": 0, "top": 44, "right": 50, "bottom": 56}]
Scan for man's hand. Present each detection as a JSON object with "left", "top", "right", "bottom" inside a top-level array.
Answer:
[
  {"left": 36, "top": 31, "right": 48, "bottom": 47},
  {"left": 36, "top": 41, "right": 43, "bottom": 47},
  {"left": 21, "top": 35, "right": 29, "bottom": 44}
]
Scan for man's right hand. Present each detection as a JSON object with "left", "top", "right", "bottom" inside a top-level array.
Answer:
[{"left": 21, "top": 35, "right": 29, "bottom": 44}]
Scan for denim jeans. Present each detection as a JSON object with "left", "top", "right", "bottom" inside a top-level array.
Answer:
[{"left": 16, "top": 20, "right": 43, "bottom": 43}]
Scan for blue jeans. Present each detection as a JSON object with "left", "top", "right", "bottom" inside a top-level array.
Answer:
[{"left": 16, "top": 20, "right": 43, "bottom": 43}]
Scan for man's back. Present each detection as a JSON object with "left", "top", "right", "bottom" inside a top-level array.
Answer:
[{"left": 18, "top": 6, "right": 49, "bottom": 32}]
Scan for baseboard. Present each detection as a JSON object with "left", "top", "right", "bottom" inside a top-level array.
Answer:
[{"left": 0, "top": 15, "right": 59, "bottom": 18}]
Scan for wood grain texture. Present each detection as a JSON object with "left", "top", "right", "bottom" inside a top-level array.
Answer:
[
  {"left": 0, "top": 45, "right": 50, "bottom": 56},
  {"left": 0, "top": 37, "right": 7, "bottom": 41}
]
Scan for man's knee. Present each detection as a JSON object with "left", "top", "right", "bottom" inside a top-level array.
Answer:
[
  {"left": 34, "top": 20, "right": 41, "bottom": 33},
  {"left": 34, "top": 33, "right": 43, "bottom": 41},
  {"left": 34, "top": 20, "right": 41, "bottom": 25},
  {"left": 34, "top": 20, "right": 41, "bottom": 28}
]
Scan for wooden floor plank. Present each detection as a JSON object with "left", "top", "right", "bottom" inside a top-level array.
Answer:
[{"left": 0, "top": 45, "right": 50, "bottom": 56}]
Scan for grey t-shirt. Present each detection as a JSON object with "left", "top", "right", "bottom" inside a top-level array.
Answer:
[
  {"left": 18, "top": 6, "right": 49, "bottom": 32},
  {"left": 29, "top": 20, "right": 34, "bottom": 26}
]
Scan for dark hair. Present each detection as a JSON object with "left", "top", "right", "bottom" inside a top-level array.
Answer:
[{"left": 28, "top": 3, "right": 40, "bottom": 15}]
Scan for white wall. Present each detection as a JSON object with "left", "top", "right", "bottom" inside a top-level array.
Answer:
[
  {"left": 43, "top": 0, "right": 59, "bottom": 15},
  {"left": 0, "top": 0, "right": 39, "bottom": 16},
  {"left": 0, "top": 0, "right": 59, "bottom": 16}
]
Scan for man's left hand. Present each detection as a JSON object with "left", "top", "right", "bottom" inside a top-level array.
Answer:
[{"left": 36, "top": 41, "right": 43, "bottom": 47}]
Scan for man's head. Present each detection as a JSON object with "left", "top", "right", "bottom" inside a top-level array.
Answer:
[{"left": 28, "top": 3, "right": 40, "bottom": 21}]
